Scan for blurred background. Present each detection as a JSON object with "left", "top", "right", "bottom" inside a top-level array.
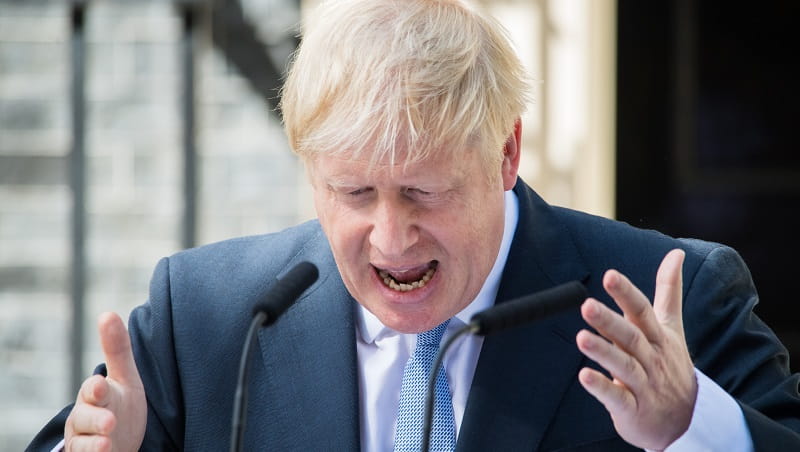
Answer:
[{"left": 0, "top": 0, "right": 797, "bottom": 449}]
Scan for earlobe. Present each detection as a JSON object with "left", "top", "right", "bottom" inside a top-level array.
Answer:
[{"left": 501, "top": 119, "right": 522, "bottom": 190}]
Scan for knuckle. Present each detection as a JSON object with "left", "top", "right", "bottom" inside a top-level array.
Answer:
[
  {"left": 632, "top": 297, "right": 650, "bottom": 317},
  {"left": 65, "top": 435, "right": 83, "bottom": 452},
  {"left": 622, "top": 390, "right": 638, "bottom": 412},
  {"left": 78, "top": 377, "right": 93, "bottom": 399},
  {"left": 65, "top": 415, "right": 75, "bottom": 438},
  {"left": 623, "top": 328, "right": 644, "bottom": 354},
  {"left": 80, "top": 375, "right": 104, "bottom": 402},
  {"left": 624, "top": 354, "right": 639, "bottom": 375},
  {"left": 625, "top": 328, "right": 639, "bottom": 348},
  {"left": 67, "top": 435, "right": 111, "bottom": 452},
  {"left": 66, "top": 404, "right": 85, "bottom": 430},
  {"left": 99, "top": 410, "right": 117, "bottom": 434},
  {"left": 652, "top": 354, "right": 670, "bottom": 383}
]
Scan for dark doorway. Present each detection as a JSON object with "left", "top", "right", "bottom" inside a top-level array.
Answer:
[{"left": 616, "top": 0, "right": 800, "bottom": 372}]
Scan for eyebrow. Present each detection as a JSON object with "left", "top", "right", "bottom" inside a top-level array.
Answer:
[{"left": 325, "top": 177, "right": 363, "bottom": 190}]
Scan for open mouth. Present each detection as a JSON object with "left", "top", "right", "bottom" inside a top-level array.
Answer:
[{"left": 375, "top": 260, "right": 438, "bottom": 292}]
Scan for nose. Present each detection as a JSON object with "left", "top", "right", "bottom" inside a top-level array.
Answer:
[{"left": 368, "top": 197, "right": 419, "bottom": 259}]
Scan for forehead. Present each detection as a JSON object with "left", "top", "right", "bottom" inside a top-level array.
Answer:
[{"left": 309, "top": 147, "right": 484, "bottom": 186}]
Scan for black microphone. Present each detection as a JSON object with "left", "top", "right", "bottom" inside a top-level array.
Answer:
[
  {"left": 470, "top": 280, "right": 588, "bottom": 335},
  {"left": 251, "top": 261, "right": 320, "bottom": 326},
  {"left": 421, "top": 280, "right": 588, "bottom": 452},
  {"left": 230, "top": 261, "right": 319, "bottom": 452}
]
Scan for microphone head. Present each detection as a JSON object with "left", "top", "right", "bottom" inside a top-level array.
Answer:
[
  {"left": 470, "top": 280, "right": 587, "bottom": 336},
  {"left": 252, "top": 261, "right": 319, "bottom": 326}
]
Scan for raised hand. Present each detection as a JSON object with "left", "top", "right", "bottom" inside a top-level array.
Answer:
[
  {"left": 64, "top": 312, "right": 147, "bottom": 451},
  {"left": 576, "top": 249, "right": 697, "bottom": 450}
]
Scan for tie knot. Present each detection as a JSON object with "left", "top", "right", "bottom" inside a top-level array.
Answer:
[{"left": 416, "top": 319, "right": 450, "bottom": 348}]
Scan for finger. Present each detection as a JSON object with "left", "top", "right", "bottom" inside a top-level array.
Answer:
[
  {"left": 578, "top": 367, "right": 637, "bottom": 415},
  {"left": 98, "top": 312, "right": 141, "bottom": 387},
  {"left": 581, "top": 298, "right": 652, "bottom": 365},
  {"left": 576, "top": 329, "right": 647, "bottom": 391},
  {"left": 66, "top": 403, "right": 117, "bottom": 436},
  {"left": 653, "top": 249, "right": 686, "bottom": 329},
  {"left": 603, "top": 269, "right": 662, "bottom": 344},
  {"left": 66, "top": 434, "right": 112, "bottom": 452},
  {"left": 77, "top": 374, "right": 110, "bottom": 407}
]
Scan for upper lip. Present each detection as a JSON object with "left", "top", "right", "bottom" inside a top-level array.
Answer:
[{"left": 371, "top": 261, "right": 437, "bottom": 273}]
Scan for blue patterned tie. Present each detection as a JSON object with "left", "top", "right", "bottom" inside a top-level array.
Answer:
[{"left": 394, "top": 319, "right": 456, "bottom": 452}]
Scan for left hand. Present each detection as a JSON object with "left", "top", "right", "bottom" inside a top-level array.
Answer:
[{"left": 576, "top": 248, "right": 697, "bottom": 451}]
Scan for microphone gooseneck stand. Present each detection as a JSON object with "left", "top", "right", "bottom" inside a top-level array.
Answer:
[{"left": 230, "top": 311, "right": 270, "bottom": 452}]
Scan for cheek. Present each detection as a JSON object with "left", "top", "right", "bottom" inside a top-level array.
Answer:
[
  {"left": 450, "top": 194, "right": 505, "bottom": 264},
  {"left": 454, "top": 194, "right": 501, "bottom": 236},
  {"left": 314, "top": 195, "right": 343, "bottom": 249},
  {"left": 425, "top": 213, "right": 479, "bottom": 263},
  {"left": 319, "top": 209, "right": 368, "bottom": 263},
  {"left": 314, "top": 193, "right": 346, "bottom": 234}
]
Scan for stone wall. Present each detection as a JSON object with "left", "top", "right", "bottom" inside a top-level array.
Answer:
[{"left": 0, "top": 1, "right": 306, "bottom": 449}]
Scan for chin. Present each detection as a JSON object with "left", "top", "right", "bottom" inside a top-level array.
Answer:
[{"left": 379, "top": 306, "right": 448, "bottom": 334}]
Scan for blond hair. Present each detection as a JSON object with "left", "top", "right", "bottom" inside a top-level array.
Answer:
[{"left": 280, "top": 0, "right": 531, "bottom": 172}]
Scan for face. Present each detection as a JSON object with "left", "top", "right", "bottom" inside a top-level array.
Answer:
[{"left": 307, "top": 130, "right": 520, "bottom": 333}]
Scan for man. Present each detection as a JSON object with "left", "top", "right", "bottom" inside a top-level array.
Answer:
[{"left": 29, "top": 0, "right": 800, "bottom": 450}]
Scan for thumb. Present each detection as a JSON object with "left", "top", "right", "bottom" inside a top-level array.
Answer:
[
  {"left": 98, "top": 312, "right": 142, "bottom": 388},
  {"left": 653, "top": 248, "right": 686, "bottom": 329}
]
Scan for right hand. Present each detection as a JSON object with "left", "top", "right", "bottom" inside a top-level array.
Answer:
[{"left": 64, "top": 312, "right": 147, "bottom": 451}]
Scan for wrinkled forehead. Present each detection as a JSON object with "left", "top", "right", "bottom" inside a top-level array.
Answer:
[
  {"left": 306, "top": 135, "right": 488, "bottom": 174},
  {"left": 305, "top": 141, "right": 489, "bottom": 184},
  {"left": 350, "top": 134, "right": 481, "bottom": 165}
]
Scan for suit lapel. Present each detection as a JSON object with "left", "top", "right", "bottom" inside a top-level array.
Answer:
[
  {"left": 458, "top": 180, "right": 591, "bottom": 451},
  {"left": 249, "top": 251, "right": 361, "bottom": 450}
]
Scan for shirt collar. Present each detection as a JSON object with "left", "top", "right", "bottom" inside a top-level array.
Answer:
[{"left": 357, "top": 189, "right": 520, "bottom": 344}]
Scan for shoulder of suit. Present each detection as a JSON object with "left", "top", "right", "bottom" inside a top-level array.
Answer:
[
  {"left": 163, "top": 220, "right": 329, "bottom": 278},
  {"left": 546, "top": 205, "right": 734, "bottom": 276},
  {"left": 175, "top": 219, "right": 324, "bottom": 257}
]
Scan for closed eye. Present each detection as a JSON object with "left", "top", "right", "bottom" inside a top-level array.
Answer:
[
  {"left": 404, "top": 187, "right": 438, "bottom": 200},
  {"left": 347, "top": 187, "right": 373, "bottom": 196}
]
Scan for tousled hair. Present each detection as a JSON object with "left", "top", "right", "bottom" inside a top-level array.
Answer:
[{"left": 280, "top": 0, "right": 531, "bottom": 173}]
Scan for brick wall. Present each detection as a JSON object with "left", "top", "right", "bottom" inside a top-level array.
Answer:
[{"left": 0, "top": 1, "right": 307, "bottom": 449}]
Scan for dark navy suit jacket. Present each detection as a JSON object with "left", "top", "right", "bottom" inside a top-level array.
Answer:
[{"left": 29, "top": 180, "right": 800, "bottom": 451}]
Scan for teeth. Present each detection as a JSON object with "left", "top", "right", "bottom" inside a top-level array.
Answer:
[{"left": 378, "top": 267, "right": 436, "bottom": 292}]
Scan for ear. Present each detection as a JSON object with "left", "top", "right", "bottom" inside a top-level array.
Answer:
[{"left": 501, "top": 118, "right": 522, "bottom": 191}]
